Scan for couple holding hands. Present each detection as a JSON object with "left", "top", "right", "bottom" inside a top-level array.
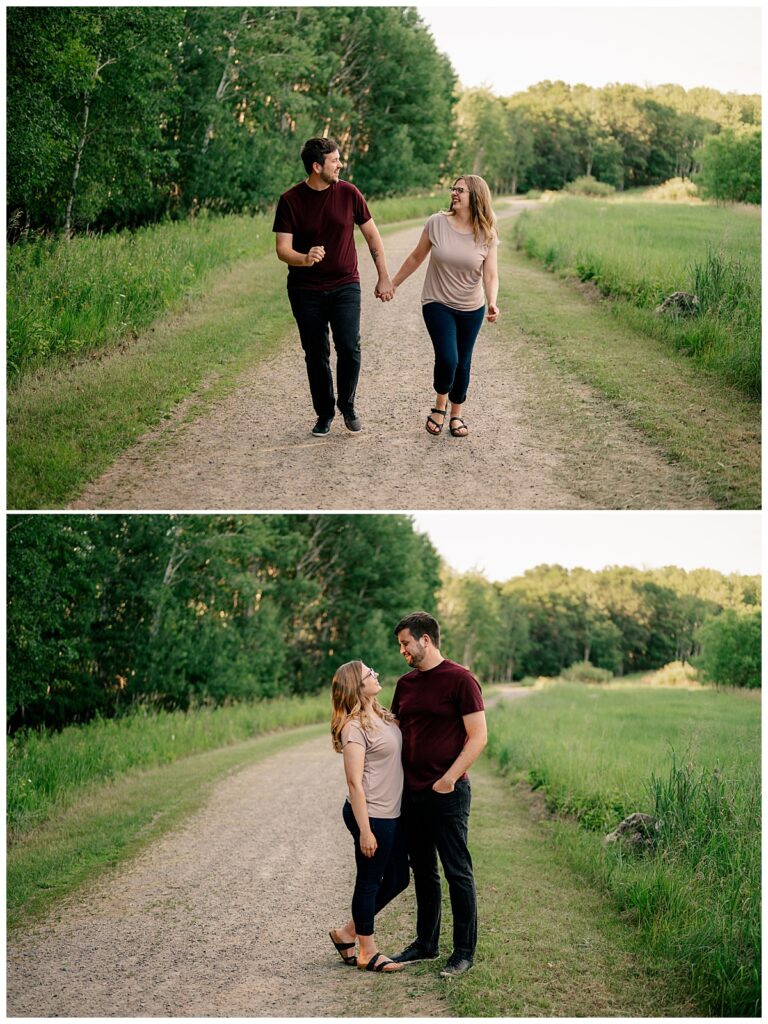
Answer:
[
  {"left": 329, "top": 612, "right": 487, "bottom": 979},
  {"left": 273, "top": 137, "right": 499, "bottom": 440}
]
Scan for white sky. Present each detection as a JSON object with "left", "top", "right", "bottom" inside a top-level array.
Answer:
[
  {"left": 410, "top": 512, "right": 762, "bottom": 580},
  {"left": 416, "top": 4, "right": 762, "bottom": 95}
]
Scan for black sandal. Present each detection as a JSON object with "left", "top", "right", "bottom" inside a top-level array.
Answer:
[
  {"left": 359, "top": 951, "right": 401, "bottom": 973},
  {"left": 449, "top": 416, "right": 468, "bottom": 437},
  {"left": 329, "top": 930, "right": 357, "bottom": 966},
  {"left": 426, "top": 407, "right": 447, "bottom": 435}
]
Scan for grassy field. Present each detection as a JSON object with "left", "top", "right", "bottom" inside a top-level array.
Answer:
[
  {"left": 513, "top": 197, "right": 760, "bottom": 398},
  {"left": 486, "top": 682, "right": 761, "bottom": 1015}
]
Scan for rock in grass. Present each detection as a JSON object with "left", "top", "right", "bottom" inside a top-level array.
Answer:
[
  {"left": 603, "top": 812, "right": 660, "bottom": 851},
  {"left": 654, "top": 291, "right": 699, "bottom": 316}
]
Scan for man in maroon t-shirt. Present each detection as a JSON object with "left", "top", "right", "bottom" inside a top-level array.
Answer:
[
  {"left": 273, "top": 137, "right": 394, "bottom": 437},
  {"left": 390, "top": 611, "right": 487, "bottom": 978}
]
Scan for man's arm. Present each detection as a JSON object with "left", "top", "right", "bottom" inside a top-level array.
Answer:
[
  {"left": 275, "top": 231, "right": 325, "bottom": 267},
  {"left": 432, "top": 711, "right": 488, "bottom": 793},
  {"left": 358, "top": 218, "right": 393, "bottom": 299}
]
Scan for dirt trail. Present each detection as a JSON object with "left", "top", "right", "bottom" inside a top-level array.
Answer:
[
  {"left": 6, "top": 735, "right": 450, "bottom": 1018},
  {"left": 71, "top": 203, "right": 712, "bottom": 510}
]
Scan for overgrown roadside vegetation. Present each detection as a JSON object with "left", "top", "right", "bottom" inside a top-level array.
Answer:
[
  {"left": 7, "top": 721, "right": 326, "bottom": 932},
  {"left": 513, "top": 197, "right": 760, "bottom": 397},
  {"left": 485, "top": 682, "right": 761, "bottom": 1016},
  {"left": 7, "top": 197, "right": 444, "bottom": 510},
  {"left": 7, "top": 693, "right": 336, "bottom": 835},
  {"left": 499, "top": 232, "right": 760, "bottom": 508},
  {"left": 425, "top": 758, "right": 693, "bottom": 1017}
]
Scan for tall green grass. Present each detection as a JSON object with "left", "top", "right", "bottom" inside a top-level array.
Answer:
[
  {"left": 7, "top": 693, "right": 332, "bottom": 836},
  {"left": 7, "top": 195, "right": 444, "bottom": 379},
  {"left": 487, "top": 682, "right": 761, "bottom": 1015},
  {"left": 512, "top": 197, "right": 761, "bottom": 397}
]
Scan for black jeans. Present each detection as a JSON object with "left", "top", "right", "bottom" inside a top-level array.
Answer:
[
  {"left": 422, "top": 301, "right": 485, "bottom": 405},
  {"left": 288, "top": 283, "right": 361, "bottom": 418},
  {"left": 400, "top": 779, "right": 477, "bottom": 960},
  {"left": 342, "top": 800, "right": 410, "bottom": 936}
]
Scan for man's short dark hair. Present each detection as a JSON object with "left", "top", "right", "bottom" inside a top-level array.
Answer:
[
  {"left": 394, "top": 611, "right": 440, "bottom": 648},
  {"left": 301, "top": 137, "right": 340, "bottom": 175}
]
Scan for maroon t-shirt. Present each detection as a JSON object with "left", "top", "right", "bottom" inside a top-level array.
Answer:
[
  {"left": 272, "top": 179, "right": 371, "bottom": 291},
  {"left": 391, "top": 659, "right": 484, "bottom": 792}
]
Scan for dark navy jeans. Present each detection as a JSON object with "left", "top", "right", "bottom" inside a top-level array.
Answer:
[
  {"left": 288, "top": 283, "right": 361, "bottom": 418},
  {"left": 400, "top": 779, "right": 477, "bottom": 960},
  {"left": 422, "top": 301, "right": 485, "bottom": 405},
  {"left": 342, "top": 800, "right": 410, "bottom": 936}
]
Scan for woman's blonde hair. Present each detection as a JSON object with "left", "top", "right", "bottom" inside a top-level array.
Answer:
[
  {"left": 448, "top": 174, "right": 497, "bottom": 245},
  {"left": 330, "top": 660, "right": 395, "bottom": 753}
]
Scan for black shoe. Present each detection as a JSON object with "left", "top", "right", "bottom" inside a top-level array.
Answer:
[
  {"left": 342, "top": 409, "right": 362, "bottom": 432},
  {"left": 391, "top": 941, "right": 440, "bottom": 964},
  {"left": 439, "top": 955, "right": 473, "bottom": 978},
  {"left": 312, "top": 416, "right": 334, "bottom": 436}
]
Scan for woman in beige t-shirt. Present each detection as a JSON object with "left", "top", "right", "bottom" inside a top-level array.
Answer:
[
  {"left": 328, "top": 661, "right": 408, "bottom": 973},
  {"left": 389, "top": 175, "right": 499, "bottom": 438}
]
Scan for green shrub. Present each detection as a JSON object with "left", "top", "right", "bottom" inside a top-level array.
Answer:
[
  {"left": 561, "top": 661, "right": 613, "bottom": 684},
  {"left": 694, "top": 609, "right": 761, "bottom": 688},
  {"left": 695, "top": 129, "right": 761, "bottom": 205},
  {"left": 641, "top": 177, "right": 701, "bottom": 203},
  {"left": 565, "top": 175, "right": 616, "bottom": 197}
]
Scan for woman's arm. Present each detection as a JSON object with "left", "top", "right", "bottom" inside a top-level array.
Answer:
[
  {"left": 391, "top": 228, "right": 433, "bottom": 291},
  {"left": 343, "top": 741, "right": 377, "bottom": 857},
  {"left": 483, "top": 244, "right": 499, "bottom": 322}
]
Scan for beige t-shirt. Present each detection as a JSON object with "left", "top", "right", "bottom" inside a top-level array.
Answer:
[
  {"left": 421, "top": 212, "right": 497, "bottom": 311},
  {"left": 341, "top": 716, "right": 404, "bottom": 819}
]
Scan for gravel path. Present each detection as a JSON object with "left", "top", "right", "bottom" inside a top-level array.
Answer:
[
  {"left": 71, "top": 204, "right": 712, "bottom": 511},
  {"left": 7, "top": 735, "right": 450, "bottom": 1018}
]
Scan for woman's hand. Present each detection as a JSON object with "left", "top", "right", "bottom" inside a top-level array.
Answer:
[
  {"left": 486, "top": 303, "right": 500, "bottom": 323},
  {"left": 360, "top": 830, "right": 378, "bottom": 857}
]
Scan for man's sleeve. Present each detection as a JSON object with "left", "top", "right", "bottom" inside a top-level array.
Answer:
[
  {"left": 390, "top": 683, "right": 401, "bottom": 719},
  {"left": 353, "top": 186, "right": 372, "bottom": 226},
  {"left": 457, "top": 671, "right": 484, "bottom": 714},
  {"left": 272, "top": 194, "right": 293, "bottom": 234}
]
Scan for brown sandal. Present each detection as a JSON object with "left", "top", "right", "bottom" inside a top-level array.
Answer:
[
  {"left": 426, "top": 407, "right": 447, "bottom": 435},
  {"left": 449, "top": 416, "right": 468, "bottom": 437},
  {"left": 358, "top": 951, "right": 403, "bottom": 972},
  {"left": 329, "top": 929, "right": 357, "bottom": 966}
]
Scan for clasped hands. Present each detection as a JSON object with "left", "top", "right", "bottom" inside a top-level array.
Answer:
[{"left": 374, "top": 280, "right": 396, "bottom": 302}]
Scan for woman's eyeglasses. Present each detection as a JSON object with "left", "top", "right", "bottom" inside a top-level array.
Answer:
[
  {"left": 361, "top": 668, "right": 378, "bottom": 682},
  {"left": 450, "top": 186, "right": 468, "bottom": 194}
]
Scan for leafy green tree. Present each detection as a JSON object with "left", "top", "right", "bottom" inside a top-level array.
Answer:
[
  {"left": 695, "top": 129, "right": 761, "bottom": 204},
  {"left": 694, "top": 609, "right": 761, "bottom": 688}
]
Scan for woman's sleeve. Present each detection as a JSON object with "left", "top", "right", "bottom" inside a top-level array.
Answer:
[{"left": 341, "top": 720, "right": 368, "bottom": 749}]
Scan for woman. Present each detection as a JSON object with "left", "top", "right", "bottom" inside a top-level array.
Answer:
[
  {"left": 389, "top": 175, "right": 499, "bottom": 438},
  {"left": 329, "top": 661, "right": 409, "bottom": 973}
]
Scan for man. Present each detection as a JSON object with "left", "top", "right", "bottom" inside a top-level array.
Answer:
[
  {"left": 390, "top": 611, "right": 487, "bottom": 978},
  {"left": 273, "top": 137, "right": 394, "bottom": 437}
]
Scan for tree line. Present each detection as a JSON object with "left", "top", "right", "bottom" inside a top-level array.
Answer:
[
  {"left": 6, "top": 514, "right": 441, "bottom": 733},
  {"left": 455, "top": 80, "right": 761, "bottom": 198},
  {"left": 440, "top": 564, "right": 761, "bottom": 687},
  {"left": 7, "top": 6, "right": 455, "bottom": 236},
  {"left": 7, "top": 515, "right": 761, "bottom": 734},
  {"left": 8, "top": 7, "right": 761, "bottom": 239}
]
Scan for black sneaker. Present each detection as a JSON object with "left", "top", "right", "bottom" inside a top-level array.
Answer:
[
  {"left": 391, "top": 941, "right": 440, "bottom": 964},
  {"left": 342, "top": 409, "right": 362, "bottom": 432},
  {"left": 312, "top": 416, "right": 334, "bottom": 437},
  {"left": 439, "top": 955, "right": 473, "bottom": 978}
]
